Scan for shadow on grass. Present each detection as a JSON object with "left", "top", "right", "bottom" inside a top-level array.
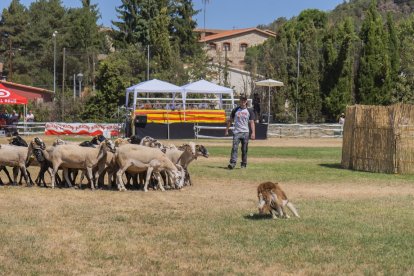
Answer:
[
  {"left": 243, "top": 213, "right": 272, "bottom": 220},
  {"left": 319, "top": 163, "right": 344, "bottom": 170},
  {"left": 206, "top": 165, "right": 239, "bottom": 170}
]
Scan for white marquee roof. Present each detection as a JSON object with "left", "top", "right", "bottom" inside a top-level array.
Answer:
[
  {"left": 181, "top": 79, "right": 233, "bottom": 95},
  {"left": 126, "top": 79, "right": 182, "bottom": 93}
]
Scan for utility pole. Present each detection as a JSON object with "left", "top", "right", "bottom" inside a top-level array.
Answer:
[
  {"left": 147, "top": 45, "right": 150, "bottom": 81},
  {"left": 202, "top": 0, "right": 210, "bottom": 31},
  {"left": 53, "top": 31, "right": 58, "bottom": 94},
  {"left": 92, "top": 53, "right": 95, "bottom": 91},
  {"left": 296, "top": 41, "right": 300, "bottom": 124},
  {"left": 62, "top": 47, "right": 66, "bottom": 121},
  {"left": 8, "top": 39, "right": 12, "bottom": 82}
]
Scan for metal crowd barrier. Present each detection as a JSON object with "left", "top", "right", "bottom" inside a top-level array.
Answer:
[
  {"left": 194, "top": 123, "right": 343, "bottom": 139},
  {"left": 268, "top": 123, "right": 343, "bottom": 138},
  {"left": 17, "top": 122, "right": 46, "bottom": 135}
]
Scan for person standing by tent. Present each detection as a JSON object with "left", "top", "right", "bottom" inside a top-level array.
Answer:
[
  {"left": 339, "top": 113, "right": 345, "bottom": 125},
  {"left": 26, "top": 110, "right": 35, "bottom": 122},
  {"left": 225, "top": 95, "right": 255, "bottom": 169},
  {"left": 10, "top": 110, "right": 19, "bottom": 134}
]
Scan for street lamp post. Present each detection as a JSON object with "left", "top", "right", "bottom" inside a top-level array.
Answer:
[
  {"left": 77, "top": 73, "right": 83, "bottom": 98},
  {"left": 53, "top": 31, "right": 58, "bottom": 94}
]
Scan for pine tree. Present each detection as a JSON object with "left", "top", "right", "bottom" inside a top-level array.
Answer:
[
  {"left": 169, "top": 0, "right": 200, "bottom": 59},
  {"left": 0, "top": 0, "right": 29, "bottom": 80}
]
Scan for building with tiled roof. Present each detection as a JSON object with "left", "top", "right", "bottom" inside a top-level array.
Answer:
[
  {"left": 197, "top": 27, "right": 274, "bottom": 96},
  {"left": 199, "top": 28, "right": 275, "bottom": 71}
]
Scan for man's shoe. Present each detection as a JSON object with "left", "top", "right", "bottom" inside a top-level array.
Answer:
[
  {"left": 228, "top": 164, "right": 235, "bottom": 170},
  {"left": 241, "top": 165, "right": 246, "bottom": 169}
]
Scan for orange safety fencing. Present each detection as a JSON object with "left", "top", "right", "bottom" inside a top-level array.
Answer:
[{"left": 134, "top": 109, "right": 226, "bottom": 123}]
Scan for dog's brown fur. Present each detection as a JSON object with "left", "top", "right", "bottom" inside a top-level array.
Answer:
[{"left": 257, "top": 182, "right": 300, "bottom": 219}]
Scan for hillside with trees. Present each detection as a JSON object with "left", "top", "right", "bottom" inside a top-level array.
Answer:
[
  {"left": 1, "top": 0, "right": 414, "bottom": 123},
  {"left": 249, "top": 0, "right": 414, "bottom": 122}
]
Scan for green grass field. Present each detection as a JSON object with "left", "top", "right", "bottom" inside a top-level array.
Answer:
[{"left": 0, "top": 138, "right": 413, "bottom": 275}]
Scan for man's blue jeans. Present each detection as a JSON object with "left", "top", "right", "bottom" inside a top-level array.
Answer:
[{"left": 229, "top": 132, "right": 249, "bottom": 167}]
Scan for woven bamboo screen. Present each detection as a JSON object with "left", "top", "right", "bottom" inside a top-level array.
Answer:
[{"left": 342, "top": 103, "right": 414, "bottom": 174}]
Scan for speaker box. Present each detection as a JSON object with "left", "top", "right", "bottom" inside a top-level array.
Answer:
[{"left": 134, "top": 115, "right": 147, "bottom": 127}]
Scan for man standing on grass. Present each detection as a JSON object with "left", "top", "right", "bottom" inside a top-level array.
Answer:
[{"left": 225, "top": 95, "right": 255, "bottom": 169}]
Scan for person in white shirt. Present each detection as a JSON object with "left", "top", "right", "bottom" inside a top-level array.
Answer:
[
  {"left": 339, "top": 113, "right": 345, "bottom": 125},
  {"left": 26, "top": 110, "right": 35, "bottom": 122}
]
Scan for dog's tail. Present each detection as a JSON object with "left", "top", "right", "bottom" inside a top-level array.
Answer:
[{"left": 286, "top": 202, "right": 300, "bottom": 218}]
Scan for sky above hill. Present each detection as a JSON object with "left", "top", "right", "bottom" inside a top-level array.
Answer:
[{"left": 0, "top": 0, "right": 345, "bottom": 30}]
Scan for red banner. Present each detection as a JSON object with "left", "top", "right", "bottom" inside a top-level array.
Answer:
[{"left": 45, "top": 123, "right": 120, "bottom": 136}]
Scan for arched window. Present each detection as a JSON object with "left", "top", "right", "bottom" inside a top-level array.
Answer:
[
  {"left": 223, "top": 42, "right": 231, "bottom": 52},
  {"left": 239, "top": 43, "right": 248, "bottom": 52},
  {"left": 208, "top": 43, "right": 217, "bottom": 50}
]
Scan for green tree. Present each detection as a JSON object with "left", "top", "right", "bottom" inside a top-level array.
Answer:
[
  {"left": 0, "top": 0, "right": 29, "bottom": 81},
  {"left": 82, "top": 45, "right": 146, "bottom": 121},
  {"left": 169, "top": 0, "right": 200, "bottom": 59},
  {"left": 356, "top": 0, "right": 392, "bottom": 105},
  {"left": 321, "top": 17, "right": 357, "bottom": 120},
  {"left": 294, "top": 10, "right": 327, "bottom": 122},
  {"left": 396, "top": 14, "right": 414, "bottom": 103}
]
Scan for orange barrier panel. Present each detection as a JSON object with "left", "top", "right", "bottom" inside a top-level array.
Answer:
[{"left": 134, "top": 109, "right": 226, "bottom": 123}]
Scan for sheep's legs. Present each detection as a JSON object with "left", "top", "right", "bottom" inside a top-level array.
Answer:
[
  {"left": 143, "top": 167, "right": 153, "bottom": 192},
  {"left": 12, "top": 167, "right": 19, "bottom": 185},
  {"left": 63, "top": 168, "right": 73, "bottom": 188},
  {"left": 1, "top": 166, "right": 14, "bottom": 184},
  {"left": 51, "top": 161, "right": 62, "bottom": 189},
  {"left": 154, "top": 172, "right": 165, "bottom": 191},
  {"left": 115, "top": 166, "right": 127, "bottom": 191},
  {"left": 86, "top": 167, "right": 95, "bottom": 190},
  {"left": 19, "top": 166, "right": 31, "bottom": 186}
]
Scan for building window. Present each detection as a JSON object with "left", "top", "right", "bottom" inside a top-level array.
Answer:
[
  {"left": 240, "top": 43, "right": 248, "bottom": 52},
  {"left": 223, "top": 42, "right": 231, "bottom": 52},
  {"left": 208, "top": 43, "right": 217, "bottom": 50}
]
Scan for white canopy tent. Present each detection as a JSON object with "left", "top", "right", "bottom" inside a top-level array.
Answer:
[
  {"left": 181, "top": 79, "right": 234, "bottom": 110},
  {"left": 125, "top": 79, "right": 183, "bottom": 111},
  {"left": 255, "top": 79, "right": 284, "bottom": 124}
]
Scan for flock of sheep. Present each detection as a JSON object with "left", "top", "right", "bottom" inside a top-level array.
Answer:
[{"left": 0, "top": 134, "right": 209, "bottom": 191}]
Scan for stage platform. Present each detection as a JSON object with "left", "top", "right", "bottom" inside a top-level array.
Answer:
[{"left": 132, "top": 122, "right": 268, "bottom": 140}]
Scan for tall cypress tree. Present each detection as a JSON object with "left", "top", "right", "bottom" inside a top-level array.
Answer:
[
  {"left": 356, "top": 0, "right": 392, "bottom": 105},
  {"left": 322, "top": 17, "right": 356, "bottom": 120},
  {"left": 385, "top": 12, "right": 401, "bottom": 103},
  {"left": 295, "top": 9, "right": 327, "bottom": 122},
  {"left": 396, "top": 14, "right": 414, "bottom": 103}
]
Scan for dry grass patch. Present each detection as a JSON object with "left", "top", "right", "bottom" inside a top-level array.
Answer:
[
  {"left": 0, "top": 136, "right": 413, "bottom": 274},
  {"left": 0, "top": 179, "right": 413, "bottom": 274}
]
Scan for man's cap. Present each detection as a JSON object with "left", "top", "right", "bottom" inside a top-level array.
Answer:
[{"left": 239, "top": 95, "right": 247, "bottom": 101}]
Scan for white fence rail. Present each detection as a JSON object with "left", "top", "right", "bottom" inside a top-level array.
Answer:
[
  {"left": 268, "top": 123, "right": 343, "bottom": 138},
  {"left": 194, "top": 123, "right": 343, "bottom": 139},
  {"left": 1, "top": 122, "right": 343, "bottom": 139},
  {"left": 0, "top": 122, "right": 46, "bottom": 136}
]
